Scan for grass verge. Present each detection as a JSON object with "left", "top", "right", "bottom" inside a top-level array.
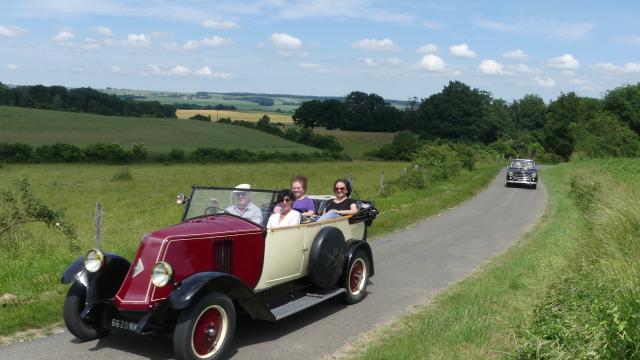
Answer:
[
  {"left": 0, "top": 160, "right": 501, "bottom": 338},
  {"left": 346, "top": 163, "right": 585, "bottom": 359}
]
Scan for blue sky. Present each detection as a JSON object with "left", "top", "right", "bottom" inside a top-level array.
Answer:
[{"left": 1, "top": 0, "right": 639, "bottom": 101}]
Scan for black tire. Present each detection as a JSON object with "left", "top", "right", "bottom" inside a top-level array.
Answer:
[
  {"left": 343, "top": 250, "right": 370, "bottom": 304},
  {"left": 532, "top": 183, "right": 537, "bottom": 189},
  {"left": 63, "top": 282, "right": 110, "bottom": 341},
  {"left": 174, "top": 292, "right": 236, "bottom": 360}
]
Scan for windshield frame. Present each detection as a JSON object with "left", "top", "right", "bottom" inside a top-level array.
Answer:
[
  {"left": 510, "top": 160, "right": 536, "bottom": 170},
  {"left": 182, "top": 186, "right": 278, "bottom": 225}
]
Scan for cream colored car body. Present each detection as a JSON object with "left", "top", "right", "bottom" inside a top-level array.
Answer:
[{"left": 254, "top": 216, "right": 366, "bottom": 291}]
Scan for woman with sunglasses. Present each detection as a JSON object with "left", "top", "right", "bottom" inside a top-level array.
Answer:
[
  {"left": 266, "top": 189, "right": 301, "bottom": 229},
  {"left": 317, "top": 178, "right": 357, "bottom": 222}
]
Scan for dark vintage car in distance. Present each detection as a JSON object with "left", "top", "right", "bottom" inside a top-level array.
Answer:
[
  {"left": 61, "top": 185, "right": 378, "bottom": 360},
  {"left": 506, "top": 159, "right": 538, "bottom": 189}
]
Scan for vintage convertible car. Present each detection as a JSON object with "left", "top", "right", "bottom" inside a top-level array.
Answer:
[
  {"left": 505, "top": 158, "right": 538, "bottom": 189},
  {"left": 61, "top": 186, "right": 378, "bottom": 360}
]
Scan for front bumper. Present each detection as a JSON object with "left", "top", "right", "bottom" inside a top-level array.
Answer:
[
  {"left": 506, "top": 179, "right": 537, "bottom": 185},
  {"left": 506, "top": 173, "right": 537, "bottom": 185}
]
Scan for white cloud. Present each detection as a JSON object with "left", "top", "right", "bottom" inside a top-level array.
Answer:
[
  {"left": 534, "top": 76, "right": 555, "bottom": 87},
  {"left": 473, "top": 18, "right": 593, "bottom": 40},
  {"left": 183, "top": 40, "right": 199, "bottom": 50},
  {"left": 592, "top": 62, "right": 640, "bottom": 74},
  {"left": 416, "top": 54, "right": 453, "bottom": 73},
  {"left": 271, "top": 33, "right": 303, "bottom": 50},
  {"left": 479, "top": 59, "right": 509, "bottom": 75},
  {"left": 352, "top": 38, "right": 399, "bottom": 51},
  {"left": 170, "top": 65, "right": 191, "bottom": 76},
  {"left": 81, "top": 38, "right": 100, "bottom": 50},
  {"left": 547, "top": 54, "right": 580, "bottom": 69},
  {"left": 416, "top": 43, "right": 438, "bottom": 54},
  {"left": 274, "top": 2, "right": 412, "bottom": 23},
  {"left": 0, "top": 25, "right": 28, "bottom": 37},
  {"left": 195, "top": 66, "right": 232, "bottom": 79},
  {"left": 364, "top": 57, "right": 377, "bottom": 66},
  {"left": 569, "top": 78, "right": 590, "bottom": 86},
  {"left": 92, "top": 26, "right": 113, "bottom": 36},
  {"left": 449, "top": 43, "right": 476, "bottom": 58},
  {"left": 141, "top": 64, "right": 165, "bottom": 76},
  {"left": 200, "top": 35, "right": 232, "bottom": 47},
  {"left": 52, "top": 30, "right": 74, "bottom": 42},
  {"left": 386, "top": 57, "right": 403, "bottom": 65},
  {"left": 7, "top": 64, "right": 19, "bottom": 71},
  {"left": 362, "top": 57, "right": 403, "bottom": 67},
  {"left": 422, "top": 20, "right": 444, "bottom": 29},
  {"left": 561, "top": 70, "right": 575, "bottom": 77},
  {"left": 111, "top": 65, "right": 124, "bottom": 74},
  {"left": 503, "top": 49, "right": 528, "bottom": 61},
  {"left": 202, "top": 20, "right": 239, "bottom": 30},
  {"left": 507, "top": 63, "right": 541, "bottom": 74},
  {"left": 300, "top": 62, "right": 330, "bottom": 73},
  {"left": 122, "top": 33, "right": 150, "bottom": 47}
]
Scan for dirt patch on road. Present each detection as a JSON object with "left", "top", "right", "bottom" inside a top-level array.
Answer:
[{"left": 0, "top": 323, "right": 65, "bottom": 347}]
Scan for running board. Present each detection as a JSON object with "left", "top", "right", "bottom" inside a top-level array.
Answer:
[{"left": 270, "top": 288, "right": 346, "bottom": 320}]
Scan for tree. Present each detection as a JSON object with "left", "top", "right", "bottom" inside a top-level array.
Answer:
[
  {"left": 416, "top": 81, "right": 494, "bottom": 142},
  {"left": 292, "top": 100, "right": 323, "bottom": 128},
  {"left": 572, "top": 111, "right": 640, "bottom": 158},
  {"left": 604, "top": 83, "right": 640, "bottom": 135},
  {"left": 510, "top": 94, "right": 547, "bottom": 132},
  {"left": 542, "top": 92, "right": 596, "bottom": 160}
]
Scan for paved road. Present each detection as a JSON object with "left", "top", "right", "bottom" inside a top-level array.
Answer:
[{"left": 1, "top": 170, "right": 547, "bottom": 360}]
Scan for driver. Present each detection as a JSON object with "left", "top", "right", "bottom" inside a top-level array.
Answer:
[{"left": 224, "top": 183, "right": 263, "bottom": 224}]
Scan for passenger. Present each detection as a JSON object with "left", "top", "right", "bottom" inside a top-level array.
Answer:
[
  {"left": 316, "top": 178, "right": 358, "bottom": 222},
  {"left": 224, "top": 183, "right": 263, "bottom": 224},
  {"left": 291, "top": 175, "right": 316, "bottom": 216},
  {"left": 266, "top": 189, "right": 301, "bottom": 229}
]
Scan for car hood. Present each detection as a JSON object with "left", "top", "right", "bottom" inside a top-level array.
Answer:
[
  {"left": 114, "top": 215, "right": 264, "bottom": 310},
  {"left": 508, "top": 167, "right": 537, "bottom": 173}
]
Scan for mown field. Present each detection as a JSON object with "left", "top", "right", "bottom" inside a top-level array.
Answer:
[
  {"left": 348, "top": 158, "right": 640, "bottom": 359},
  {"left": 0, "top": 106, "right": 312, "bottom": 153},
  {"left": 315, "top": 129, "right": 395, "bottom": 158},
  {"left": 176, "top": 109, "right": 294, "bottom": 123},
  {"left": 0, "top": 160, "right": 502, "bottom": 339}
]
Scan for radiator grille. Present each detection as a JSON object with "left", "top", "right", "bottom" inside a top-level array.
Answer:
[{"left": 213, "top": 238, "right": 233, "bottom": 273}]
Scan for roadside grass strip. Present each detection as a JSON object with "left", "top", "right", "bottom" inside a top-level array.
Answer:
[
  {"left": 346, "top": 164, "right": 586, "bottom": 359},
  {"left": 0, "top": 160, "right": 501, "bottom": 338}
]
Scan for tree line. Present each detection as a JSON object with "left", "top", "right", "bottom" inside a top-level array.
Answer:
[
  {"left": 0, "top": 83, "right": 176, "bottom": 118},
  {"left": 293, "top": 81, "right": 640, "bottom": 161}
]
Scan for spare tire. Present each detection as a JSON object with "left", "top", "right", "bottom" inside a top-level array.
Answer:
[{"left": 309, "top": 227, "right": 346, "bottom": 289}]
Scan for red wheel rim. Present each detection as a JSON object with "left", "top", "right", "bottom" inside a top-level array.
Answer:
[
  {"left": 191, "top": 305, "right": 227, "bottom": 358},
  {"left": 349, "top": 259, "right": 366, "bottom": 295}
]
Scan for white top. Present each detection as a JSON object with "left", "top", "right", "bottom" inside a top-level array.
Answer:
[{"left": 266, "top": 209, "right": 301, "bottom": 229}]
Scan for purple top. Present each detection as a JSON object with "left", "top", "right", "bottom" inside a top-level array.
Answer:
[{"left": 292, "top": 196, "right": 316, "bottom": 214}]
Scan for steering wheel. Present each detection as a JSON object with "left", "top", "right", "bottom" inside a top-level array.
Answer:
[{"left": 204, "top": 206, "right": 226, "bottom": 215}]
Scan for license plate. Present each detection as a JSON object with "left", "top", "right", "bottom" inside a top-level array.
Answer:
[{"left": 111, "top": 318, "right": 138, "bottom": 331}]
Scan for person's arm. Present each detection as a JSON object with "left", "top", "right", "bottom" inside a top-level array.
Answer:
[{"left": 335, "top": 202, "right": 357, "bottom": 216}]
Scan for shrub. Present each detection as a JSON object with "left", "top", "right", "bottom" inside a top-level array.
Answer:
[
  {"left": 167, "top": 148, "right": 186, "bottom": 162},
  {"left": 0, "top": 143, "right": 33, "bottom": 162},
  {"left": 35, "top": 143, "right": 83, "bottom": 162},
  {"left": 83, "top": 143, "right": 131, "bottom": 163},
  {"left": 413, "top": 144, "right": 461, "bottom": 180},
  {"left": 189, "top": 114, "right": 211, "bottom": 122},
  {"left": 217, "top": 117, "right": 231, "bottom": 124},
  {"left": 131, "top": 142, "right": 148, "bottom": 162},
  {"left": 0, "top": 176, "right": 78, "bottom": 250},
  {"left": 387, "top": 169, "right": 426, "bottom": 190}
]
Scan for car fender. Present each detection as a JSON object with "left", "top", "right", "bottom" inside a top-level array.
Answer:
[
  {"left": 344, "top": 239, "right": 374, "bottom": 278},
  {"left": 60, "top": 253, "right": 131, "bottom": 303},
  {"left": 170, "top": 272, "right": 275, "bottom": 321}
]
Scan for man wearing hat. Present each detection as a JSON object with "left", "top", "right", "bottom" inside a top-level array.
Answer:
[{"left": 224, "top": 183, "right": 263, "bottom": 224}]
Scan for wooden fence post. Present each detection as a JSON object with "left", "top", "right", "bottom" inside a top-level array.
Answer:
[
  {"left": 94, "top": 203, "right": 102, "bottom": 249},
  {"left": 379, "top": 171, "right": 385, "bottom": 194}
]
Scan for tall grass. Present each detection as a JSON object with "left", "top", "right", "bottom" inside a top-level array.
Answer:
[
  {"left": 515, "top": 161, "right": 640, "bottom": 358},
  {"left": 0, "top": 160, "right": 501, "bottom": 337}
]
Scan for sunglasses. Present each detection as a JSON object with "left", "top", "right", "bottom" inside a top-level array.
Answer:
[
  {"left": 334, "top": 186, "right": 346, "bottom": 191},
  {"left": 281, "top": 198, "right": 292, "bottom": 203},
  {"left": 235, "top": 192, "right": 248, "bottom": 197}
]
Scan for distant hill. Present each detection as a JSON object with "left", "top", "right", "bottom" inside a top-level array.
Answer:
[
  {"left": 0, "top": 105, "right": 317, "bottom": 153},
  {"left": 101, "top": 88, "right": 409, "bottom": 113}
]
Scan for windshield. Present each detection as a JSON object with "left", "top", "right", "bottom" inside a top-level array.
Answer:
[
  {"left": 184, "top": 187, "right": 276, "bottom": 226},
  {"left": 511, "top": 160, "right": 535, "bottom": 170}
]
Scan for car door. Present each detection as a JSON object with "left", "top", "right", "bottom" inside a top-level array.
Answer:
[{"left": 258, "top": 226, "right": 306, "bottom": 288}]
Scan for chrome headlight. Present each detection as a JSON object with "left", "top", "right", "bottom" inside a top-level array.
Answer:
[
  {"left": 508, "top": 171, "right": 513, "bottom": 177},
  {"left": 84, "top": 249, "right": 105, "bottom": 273},
  {"left": 531, "top": 172, "right": 537, "bottom": 178},
  {"left": 151, "top": 262, "right": 173, "bottom": 287}
]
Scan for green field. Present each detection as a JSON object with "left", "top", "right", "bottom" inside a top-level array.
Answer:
[
  {"left": 315, "top": 129, "right": 395, "bottom": 158},
  {"left": 176, "top": 109, "right": 294, "bottom": 123},
  {"left": 0, "top": 106, "right": 315, "bottom": 153},
  {"left": 0, "top": 160, "right": 502, "bottom": 339}
]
